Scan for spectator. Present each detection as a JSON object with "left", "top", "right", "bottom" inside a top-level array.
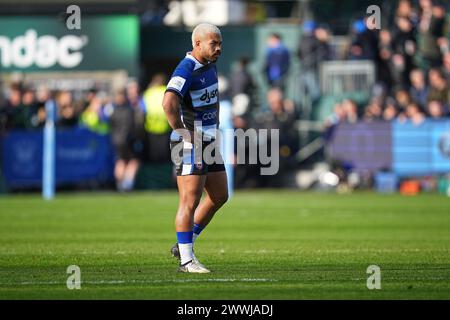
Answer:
[
  {"left": 263, "top": 33, "right": 290, "bottom": 91},
  {"left": 363, "top": 98, "right": 383, "bottom": 121},
  {"left": 297, "top": 22, "right": 332, "bottom": 103},
  {"left": 107, "top": 89, "right": 141, "bottom": 192},
  {"left": 323, "top": 99, "right": 358, "bottom": 127},
  {"left": 229, "top": 56, "right": 256, "bottom": 100},
  {"left": 378, "top": 29, "right": 394, "bottom": 89},
  {"left": 395, "top": 88, "right": 412, "bottom": 111},
  {"left": 427, "top": 99, "right": 446, "bottom": 118},
  {"left": 83, "top": 88, "right": 98, "bottom": 112},
  {"left": 32, "top": 85, "right": 51, "bottom": 129},
  {"left": 25, "top": 87, "right": 48, "bottom": 130},
  {"left": 21, "top": 87, "right": 39, "bottom": 129},
  {"left": 141, "top": 73, "right": 171, "bottom": 164},
  {"left": 79, "top": 92, "right": 109, "bottom": 134},
  {"left": 405, "top": 102, "right": 426, "bottom": 124},
  {"left": 383, "top": 97, "right": 399, "bottom": 121},
  {"left": 347, "top": 41, "right": 365, "bottom": 60},
  {"left": 416, "top": 1, "right": 447, "bottom": 70},
  {"left": 8, "top": 85, "right": 30, "bottom": 130},
  {"left": 254, "top": 87, "right": 298, "bottom": 187},
  {"left": 428, "top": 68, "right": 450, "bottom": 107},
  {"left": 323, "top": 102, "right": 348, "bottom": 142},
  {"left": 56, "top": 90, "right": 78, "bottom": 128},
  {"left": 126, "top": 80, "right": 146, "bottom": 161},
  {"left": 297, "top": 21, "right": 318, "bottom": 69},
  {"left": 229, "top": 56, "right": 256, "bottom": 118},
  {"left": 396, "top": 0, "right": 418, "bottom": 23},
  {"left": 341, "top": 99, "right": 358, "bottom": 123},
  {"left": 409, "top": 68, "right": 429, "bottom": 108},
  {"left": 325, "top": 103, "right": 346, "bottom": 128},
  {"left": 391, "top": 16, "right": 416, "bottom": 88},
  {"left": 231, "top": 91, "right": 259, "bottom": 190},
  {"left": 347, "top": 19, "right": 378, "bottom": 61},
  {"left": 127, "top": 80, "right": 143, "bottom": 111}
]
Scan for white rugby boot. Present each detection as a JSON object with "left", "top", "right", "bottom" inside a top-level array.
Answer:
[
  {"left": 178, "top": 259, "right": 211, "bottom": 273},
  {"left": 171, "top": 243, "right": 207, "bottom": 270}
]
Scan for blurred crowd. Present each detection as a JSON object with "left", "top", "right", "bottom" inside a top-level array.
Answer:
[
  {"left": 0, "top": 75, "right": 173, "bottom": 191},
  {"left": 325, "top": 0, "right": 449, "bottom": 127}
]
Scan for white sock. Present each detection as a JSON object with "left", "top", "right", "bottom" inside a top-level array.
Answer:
[{"left": 179, "top": 243, "right": 194, "bottom": 265}]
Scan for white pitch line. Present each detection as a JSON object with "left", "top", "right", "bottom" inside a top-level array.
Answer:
[
  {"left": 241, "top": 248, "right": 450, "bottom": 254},
  {"left": 0, "top": 278, "right": 277, "bottom": 286}
]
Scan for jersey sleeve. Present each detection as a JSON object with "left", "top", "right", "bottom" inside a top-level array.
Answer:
[{"left": 166, "top": 59, "right": 194, "bottom": 98}]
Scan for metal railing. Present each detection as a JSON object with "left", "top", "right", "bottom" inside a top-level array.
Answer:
[{"left": 320, "top": 60, "right": 375, "bottom": 95}]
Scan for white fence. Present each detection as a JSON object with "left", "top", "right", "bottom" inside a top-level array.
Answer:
[{"left": 320, "top": 60, "right": 375, "bottom": 95}]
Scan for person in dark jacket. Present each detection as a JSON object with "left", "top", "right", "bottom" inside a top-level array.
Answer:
[
  {"left": 297, "top": 21, "right": 332, "bottom": 102},
  {"left": 107, "top": 89, "right": 140, "bottom": 192},
  {"left": 229, "top": 56, "right": 256, "bottom": 100},
  {"left": 263, "top": 33, "right": 290, "bottom": 92},
  {"left": 391, "top": 16, "right": 417, "bottom": 88}
]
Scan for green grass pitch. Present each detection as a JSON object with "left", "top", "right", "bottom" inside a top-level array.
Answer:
[{"left": 0, "top": 190, "right": 449, "bottom": 299}]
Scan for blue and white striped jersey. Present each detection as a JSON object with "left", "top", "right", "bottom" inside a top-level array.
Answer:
[{"left": 166, "top": 53, "right": 219, "bottom": 140}]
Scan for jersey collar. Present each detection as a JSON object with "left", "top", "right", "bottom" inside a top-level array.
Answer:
[{"left": 186, "top": 52, "right": 208, "bottom": 71}]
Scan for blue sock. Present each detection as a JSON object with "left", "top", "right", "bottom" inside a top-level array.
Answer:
[
  {"left": 192, "top": 224, "right": 204, "bottom": 243},
  {"left": 177, "top": 231, "right": 193, "bottom": 244},
  {"left": 176, "top": 231, "right": 194, "bottom": 265},
  {"left": 193, "top": 224, "right": 204, "bottom": 236}
]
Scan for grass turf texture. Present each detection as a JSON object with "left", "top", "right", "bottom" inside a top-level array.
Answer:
[{"left": 0, "top": 190, "right": 449, "bottom": 299}]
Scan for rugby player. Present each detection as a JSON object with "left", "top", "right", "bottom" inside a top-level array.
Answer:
[{"left": 162, "top": 23, "right": 228, "bottom": 273}]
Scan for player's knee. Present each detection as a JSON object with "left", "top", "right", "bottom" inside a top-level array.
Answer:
[
  {"left": 180, "top": 196, "right": 201, "bottom": 214},
  {"left": 213, "top": 192, "right": 228, "bottom": 208}
]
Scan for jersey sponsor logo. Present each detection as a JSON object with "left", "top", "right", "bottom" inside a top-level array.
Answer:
[
  {"left": 200, "top": 88, "right": 218, "bottom": 104},
  {"left": 190, "top": 83, "right": 218, "bottom": 107},
  {"left": 167, "top": 76, "right": 186, "bottom": 92},
  {"left": 202, "top": 110, "right": 217, "bottom": 120}
]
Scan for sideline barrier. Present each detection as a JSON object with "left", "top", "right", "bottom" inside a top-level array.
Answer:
[
  {"left": 1, "top": 128, "right": 114, "bottom": 188},
  {"left": 327, "top": 119, "right": 450, "bottom": 176}
]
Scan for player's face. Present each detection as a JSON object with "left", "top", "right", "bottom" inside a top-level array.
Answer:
[{"left": 201, "top": 33, "right": 222, "bottom": 63}]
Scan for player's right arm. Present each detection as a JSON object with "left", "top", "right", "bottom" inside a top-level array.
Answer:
[
  {"left": 162, "top": 92, "right": 185, "bottom": 131},
  {"left": 163, "top": 92, "right": 193, "bottom": 144},
  {"left": 163, "top": 59, "right": 195, "bottom": 140}
]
